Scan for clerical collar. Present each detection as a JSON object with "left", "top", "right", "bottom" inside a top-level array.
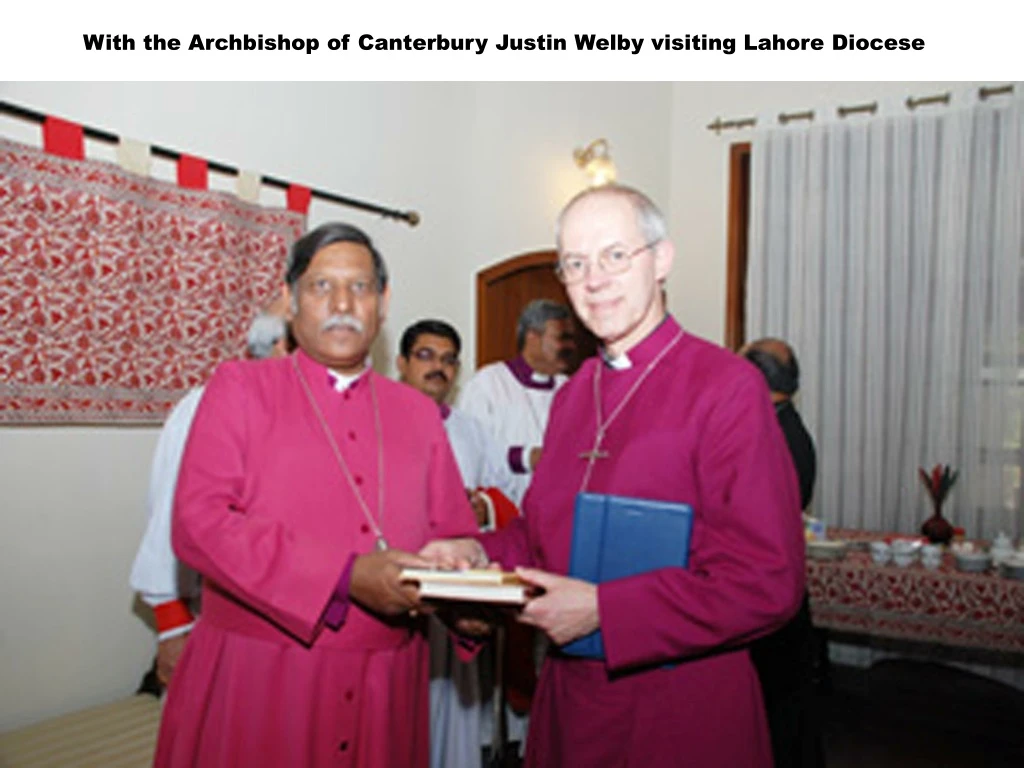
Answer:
[
  {"left": 599, "top": 348, "right": 633, "bottom": 370},
  {"left": 505, "top": 356, "right": 556, "bottom": 390},
  {"left": 438, "top": 402, "right": 452, "bottom": 421},
  {"left": 294, "top": 349, "right": 370, "bottom": 392},
  {"left": 327, "top": 369, "right": 367, "bottom": 392},
  {"left": 599, "top": 315, "right": 682, "bottom": 370}
]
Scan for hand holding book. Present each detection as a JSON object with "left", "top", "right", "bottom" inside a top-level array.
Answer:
[{"left": 515, "top": 567, "right": 600, "bottom": 646}]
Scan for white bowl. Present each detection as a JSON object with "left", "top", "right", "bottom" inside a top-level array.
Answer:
[
  {"left": 891, "top": 539, "right": 922, "bottom": 555},
  {"left": 954, "top": 551, "right": 992, "bottom": 573},
  {"left": 921, "top": 544, "right": 943, "bottom": 569},
  {"left": 998, "top": 554, "right": 1024, "bottom": 580},
  {"left": 869, "top": 541, "right": 892, "bottom": 565},
  {"left": 893, "top": 550, "right": 918, "bottom": 567}
]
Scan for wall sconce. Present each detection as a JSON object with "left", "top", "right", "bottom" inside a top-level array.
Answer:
[{"left": 573, "top": 138, "right": 617, "bottom": 186}]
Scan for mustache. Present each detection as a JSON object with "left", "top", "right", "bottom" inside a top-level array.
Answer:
[
  {"left": 425, "top": 370, "right": 449, "bottom": 383},
  {"left": 321, "top": 314, "right": 365, "bottom": 333}
]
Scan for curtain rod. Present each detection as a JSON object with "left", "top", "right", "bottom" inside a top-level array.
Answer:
[
  {"left": 706, "top": 83, "right": 1016, "bottom": 133},
  {"left": 0, "top": 100, "right": 420, "bottom": 227}
]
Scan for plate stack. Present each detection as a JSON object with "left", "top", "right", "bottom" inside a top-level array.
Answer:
[{"left": 807, "top": 539, "right": 847, "bottom": 561}]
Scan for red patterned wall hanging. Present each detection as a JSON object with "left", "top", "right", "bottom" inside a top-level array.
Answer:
[{"left": 0, "top": 138, "right": 305, "bottom": 424}]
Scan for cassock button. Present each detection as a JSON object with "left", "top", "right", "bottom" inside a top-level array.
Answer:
[
  {"left": 344, "top": 689, "right": 354, "bottom": 702},
  {"left": 348, "top": 430, "right": 357, "bottom": 441},
  {"left": 354, "top": 475, "right": 363, "bottom": 486},
  {"left": 360, "top": 524, "right": 370, "bottom": 534},
  {"left": 339, "top": 740, "right": 349, "bottom": 752},
  {"left": 343, "top": 391, "right": 351, "bottom": 401}
]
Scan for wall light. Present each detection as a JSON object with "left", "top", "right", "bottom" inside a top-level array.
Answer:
[{"left": 573, "top": 138, "right": 617, "bottom": 186}]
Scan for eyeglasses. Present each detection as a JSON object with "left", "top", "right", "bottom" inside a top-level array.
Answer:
[
  {"left": 555, "top": 241, "right": 659, "bottom": 285},
  {"left": 412, "top": 347, "right": 460, "bottom": 367}
]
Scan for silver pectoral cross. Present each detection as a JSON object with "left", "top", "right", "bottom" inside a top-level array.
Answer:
[{"left": 578, "top": 447, "right": 609, "bottom": 461}]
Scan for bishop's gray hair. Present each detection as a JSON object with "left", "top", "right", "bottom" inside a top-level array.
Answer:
[
  {"left": 554, "top": 184, "right": 668, "bottom": 250},
  {"left": 246, "top": 312, "right": 287, "bottom": 359},
  {"left": 516, "top": 299, "right": 571, "bottom": 351}
]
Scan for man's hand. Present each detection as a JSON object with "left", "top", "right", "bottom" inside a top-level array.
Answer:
[
  {"left": 419, "top": 537, "right": 489, "bottom": 570},
  {"left": 349, "top": 549, "right": 433, "bottom": 616},
  {"left": 435, "top": 603, "right": 498, "bottom": 639},
  {"left": 156, "top": 633, "right": 189, "bottom": 687},
  {"left": 528, "top": 446, "right": 543, "bottom": 471},
  {"left": 516, "top": 567, "right": 599, "bottom": 645},
  {"left": 467, "top": 489, "right": 489, "bottom": 528}
]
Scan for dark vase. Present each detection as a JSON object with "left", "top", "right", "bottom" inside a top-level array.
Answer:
[{"left": 921, "top": 504, "right": 954, "bottom": 545}]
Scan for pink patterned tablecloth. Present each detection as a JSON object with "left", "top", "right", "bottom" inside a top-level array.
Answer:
[{"left": 807, "top": 529, "right": 1024, "bottom": 654}]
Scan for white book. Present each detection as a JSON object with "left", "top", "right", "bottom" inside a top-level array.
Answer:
[{"left": 399, "top": 568, "right": 528, "bottom": 605}]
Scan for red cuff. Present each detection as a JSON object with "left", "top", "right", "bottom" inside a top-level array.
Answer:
[{"left": 153, "top": 598, "right": 195, "bottom": 635}]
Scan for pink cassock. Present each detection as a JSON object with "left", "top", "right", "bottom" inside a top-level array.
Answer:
[
  {"left": 155, "top": 349, "right": 477, "bottom": 768},
  {"left": 479, "top": 316, "right": 806, "bottom": 767}
]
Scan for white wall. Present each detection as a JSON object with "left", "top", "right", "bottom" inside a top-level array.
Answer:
[{"left": 0, "top": 81, "right": 672, "bottom": 729}]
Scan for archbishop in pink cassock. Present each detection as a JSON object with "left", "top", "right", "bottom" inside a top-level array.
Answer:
[
  {"left": 155, "top": 349, "right": 477, "bottom": 768},
  {"left": 478, "top": 316, "right": 806, "bottom": 767}
]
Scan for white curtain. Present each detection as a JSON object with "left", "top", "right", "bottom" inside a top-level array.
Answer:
[{"left": 747, "top": 88, "right": 1024, "bottom": 540}]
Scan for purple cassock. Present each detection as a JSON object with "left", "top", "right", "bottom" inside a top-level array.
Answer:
[
  {"left": 155, "top": 349, "right": 477, "bottom": 768},
  {"left": 478, "top": 316, "right": 806, "bottom": 767}
]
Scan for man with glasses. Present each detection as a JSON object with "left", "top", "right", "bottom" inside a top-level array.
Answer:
[
  {"left": 397, "top": 318, "right": 519, "bottom": 768},
  {"left": 458, "top": 299, "right": 576, "bottom": 505},
  {"left": 423, "top": 185, "right": 804, "bottom": 767}
]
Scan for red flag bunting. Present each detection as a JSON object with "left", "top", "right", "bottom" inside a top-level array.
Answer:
[
  {"left": 42, "top": 117, "right": 85, "bottom": 160},
  {"left": 287, "top": 184, "right": 312, "bottom": 214},
  {"left": 177, "top": 154, "right": 209, "bottom": 189}
]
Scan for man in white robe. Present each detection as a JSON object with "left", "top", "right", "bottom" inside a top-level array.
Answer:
[
  {"left": 397, "top": 318, "right": 518, "bottom": 768},
  {"left": 457, "top": 299, "right": 575, "bottom": 505},
  {"left": 129, "top": 306, "right": 290, "bottom": 686}
]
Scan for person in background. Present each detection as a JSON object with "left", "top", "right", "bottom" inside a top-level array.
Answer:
[
  {"left": 743, "top": 337, "right": 824, "bottom": 768},
  {"left": 154, "top": 222, "right": 479, "bottom": 768},
  {"left": 397, "top": 317, "right": 519, "bottom": 768},
  {"left": 458, "top": 299, "right": 575, "bottom": 505},
  {"left": 129, "top": 302, "right": 291, "bottom": 688},
  {"left": 423, "top": 185, "right": 805, "bottom": 767}
]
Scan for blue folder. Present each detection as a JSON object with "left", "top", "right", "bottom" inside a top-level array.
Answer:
[{"left": 562, "top": 492, "right": 694, "bottom": 659}]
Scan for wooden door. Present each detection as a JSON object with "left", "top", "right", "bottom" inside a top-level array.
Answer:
[{"left": 475, "top": 250, "right": 597, "bottom": 372}]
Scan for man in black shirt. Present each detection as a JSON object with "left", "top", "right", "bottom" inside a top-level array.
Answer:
[{"left": 743, "top": 337, "right": 824, "bottom": 768}]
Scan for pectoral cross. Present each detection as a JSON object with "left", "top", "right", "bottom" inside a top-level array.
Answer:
[
  {"left": 578, "top": 432, "right": 608, "bottom": 493},
  {"left": 579, "top": 428, "right": 609, "bottom": 464}
]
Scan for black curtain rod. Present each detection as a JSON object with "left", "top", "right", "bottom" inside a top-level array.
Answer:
[{"left": 0, "top": 100, "right": 420, "bottom": 227}]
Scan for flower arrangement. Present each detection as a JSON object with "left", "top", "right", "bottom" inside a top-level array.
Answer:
[
  {"left": 918, "top": 464, "right": 959, "bottom": 510},
  {"left": 918, "top": 463, "right": 958, "bottom": 544}
]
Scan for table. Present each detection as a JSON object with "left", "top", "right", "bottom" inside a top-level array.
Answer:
[{"left": 806, "top": 530, "right": 1024, "bottom": 655}]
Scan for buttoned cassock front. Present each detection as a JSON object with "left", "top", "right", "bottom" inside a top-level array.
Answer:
[
  {"left": 479, "top": 317, "right": 806, "bottom": 768},
  {"left": 154, "top": 349, "right": 477, "bottom": 768}
]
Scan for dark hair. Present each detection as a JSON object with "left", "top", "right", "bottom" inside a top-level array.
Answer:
[
  {"left": 399, "top": 319, "right": 462, "bottom": 359},
  {"left": 285, "top": 222, "right": 388, "bottom": 291},
  {"left": 516, "top": 299, "right": 571, "bottom": 351},
  {"left": 744, "top": 347, "right": 800, "bottom": 396}
]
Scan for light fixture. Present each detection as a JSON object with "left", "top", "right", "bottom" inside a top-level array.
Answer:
[{"left": 573, "top": 138, "right": 617, "bottom": 186}]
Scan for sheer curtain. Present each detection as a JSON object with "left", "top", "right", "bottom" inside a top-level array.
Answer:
[{"left": 747, "top": 89, "right": 1024, "bottom": 540}]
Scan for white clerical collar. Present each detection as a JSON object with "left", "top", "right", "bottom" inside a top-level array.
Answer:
[
  {"left": 600, "top": 348, "right": 633, "bottom": 370},
  {"left": 327, "top": 364, "right": 370, "bottom": 392}
]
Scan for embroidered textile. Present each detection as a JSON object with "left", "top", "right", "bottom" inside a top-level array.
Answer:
[{"left": 0, "top": 138, "right": 304, "bottom": 423}]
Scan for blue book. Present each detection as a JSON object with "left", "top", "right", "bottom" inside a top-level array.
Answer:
[{"left": 562, "top": 492, "right": 694, "bottom": 659}]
